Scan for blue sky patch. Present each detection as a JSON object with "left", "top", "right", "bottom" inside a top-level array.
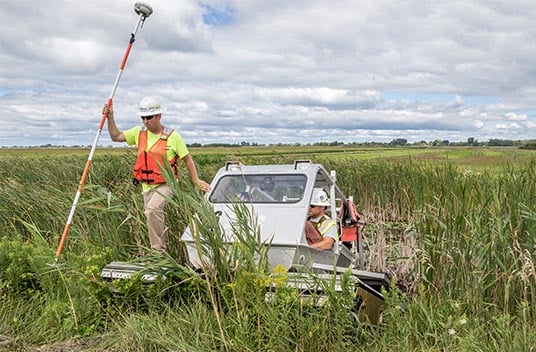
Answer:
[{"left": 202, "top": 4, "right": 234, "bottom": 26}]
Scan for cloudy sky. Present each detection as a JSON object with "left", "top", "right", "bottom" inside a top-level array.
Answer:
[{"left": 1, "top": 0, "right": 536, "bottom": 147}]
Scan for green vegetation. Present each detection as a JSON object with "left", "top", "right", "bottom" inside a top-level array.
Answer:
[{"left": 0, "top": 146, "right": 535, "bottom": 351}]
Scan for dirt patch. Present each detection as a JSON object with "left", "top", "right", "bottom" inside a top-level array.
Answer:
[{"left": 0, "top": 335, "right": 111, "bottom": 352}]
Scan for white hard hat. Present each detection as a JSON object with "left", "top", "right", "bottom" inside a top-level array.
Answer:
[
  {"left": 137, "top": 96, "right": 163, "bottom": 117},
  {"left": 310, "top": 188, "right": 330, "bottom": 207}
]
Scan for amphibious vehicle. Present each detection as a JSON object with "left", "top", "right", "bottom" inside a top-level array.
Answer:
[{"left": 102, "top": 160, "right": 390, "bottom": 323}]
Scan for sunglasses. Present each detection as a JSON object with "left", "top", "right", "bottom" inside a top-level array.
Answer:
[
  {"left": 141, "top": 114, "right": 156, "bottom": 121},
  {"left": 309, "top": 205, "right": 318, "bottom": 208}
]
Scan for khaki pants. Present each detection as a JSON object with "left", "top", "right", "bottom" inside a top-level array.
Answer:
[{"left": 142, "top": 184, "right": 174, "bottom": 252}]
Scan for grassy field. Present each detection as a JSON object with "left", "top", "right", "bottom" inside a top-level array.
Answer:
[
  {"left": 1, "top": 145, "right": 535, "bottom": 351},
  {"left": 2, "top": 144, "right": 535, "bottom": 165}
]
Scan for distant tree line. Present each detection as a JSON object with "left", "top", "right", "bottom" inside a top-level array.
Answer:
[
  {"left": 186, "top": 138, "right": 536, "bottom": 149},
  {"left": 3, "top": 138, "right": 536, "bottom": 149}
]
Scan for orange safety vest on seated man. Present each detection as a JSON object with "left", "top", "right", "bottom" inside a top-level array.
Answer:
[{"left": 132, "top": 127, "right": 179, "bottom": 185}]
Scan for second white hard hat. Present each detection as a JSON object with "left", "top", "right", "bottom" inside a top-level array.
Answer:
[
  {"left": 137, "top": 96, "right": 162, "bottom": 117},
  {"left": 310, "top": 188, "right": 330, "bottom": 207}
]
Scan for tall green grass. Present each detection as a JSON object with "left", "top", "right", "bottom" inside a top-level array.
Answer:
[{"left": 1, "top": 150, "right": 535, "bottom": 351}]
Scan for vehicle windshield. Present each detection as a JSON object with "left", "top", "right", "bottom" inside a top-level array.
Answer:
[{"left": 209, "top": 174, "right": 307, "bottom": 204}]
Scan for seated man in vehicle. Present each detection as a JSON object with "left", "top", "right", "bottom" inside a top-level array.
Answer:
[
  {"left": 239, "top": 176, "right": 281, "bottom": 202},
  {"left": 305, "top": 188, "right": 338, "bottom": 250}
]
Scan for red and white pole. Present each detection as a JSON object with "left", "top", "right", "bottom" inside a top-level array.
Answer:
[{"left": 55, "top": 3, "right": 153, "bottom": 261}]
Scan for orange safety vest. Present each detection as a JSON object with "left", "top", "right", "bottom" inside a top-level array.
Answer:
[{"left": 132, "top": 128, "right": 179, "bottom": 185}]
